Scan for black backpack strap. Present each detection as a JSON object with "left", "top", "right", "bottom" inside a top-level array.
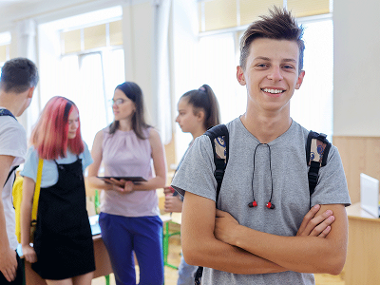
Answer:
[
  {"left": 204, "top": 124, "right": 229, "bottom": 202},
  {"left": 4, "top": 165, "right": 19, "bottom": 187},
  {"left": 1, "top": 110, "right": 19, "bottom": 187},
  {"left": 194, "top": 266, "right": 203, "bottom": 285},
  {"left": 195, "top": 124, "right": 229, "bottom": 285},
  {"left": 306, "top": 131, "right": 331, "bottom": 195},
  {"left": 0, "top": 109, "right": 17, "bottom": 120}
]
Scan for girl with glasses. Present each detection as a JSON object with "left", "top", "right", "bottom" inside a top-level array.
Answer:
[{"left": 87, "top": 82, "right": 167, "bottom": 285}]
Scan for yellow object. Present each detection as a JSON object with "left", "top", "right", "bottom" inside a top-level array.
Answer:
[{"left": 12, "top": 158, "right": 43, "bottom": 243}]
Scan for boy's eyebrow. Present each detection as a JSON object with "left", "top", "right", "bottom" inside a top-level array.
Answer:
[
  {"left": 253, "top": 57, "right": 297, "bottom": 63},
  {"left": 253, "top": 56, "right": 270, "bottom": 61},
  {"left": 282, "top": 58, "right": 297, "bottom": 63}
]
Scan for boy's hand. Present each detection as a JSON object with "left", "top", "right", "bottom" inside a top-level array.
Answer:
[
  {"left": 0, "top": 247, "right": 17, "bottom": 282},
  {"left": 214, "top": 210, "right": 240, "bottom": 245},
  {"left": 297, "top": 204, "right": 335, "bottom": 238}
]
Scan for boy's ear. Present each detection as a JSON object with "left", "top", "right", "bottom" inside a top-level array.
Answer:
[
  {"left": 295, "top": 70, "right": 305, "bottom": 89},
  {"left": 236, "top": 66, "right": 246, "bottom": 86},
  {"left": 27, "top": 86, "right": 35, "bottom": 98}
]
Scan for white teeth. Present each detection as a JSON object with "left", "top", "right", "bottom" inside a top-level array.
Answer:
[{"left": 263, "top": 88, "right": 284, "bottom": 94}]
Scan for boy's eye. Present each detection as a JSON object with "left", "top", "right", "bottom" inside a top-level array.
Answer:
[{"left": 256, "top": 63, "right": 269, "bottom": 69}]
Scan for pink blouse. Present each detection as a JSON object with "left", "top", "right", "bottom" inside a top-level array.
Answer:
[{"left": 100, "top": 127, "right": 160, "bottom": 217}]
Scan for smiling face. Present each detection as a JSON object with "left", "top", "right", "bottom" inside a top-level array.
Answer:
[
  {"left": 237, "top": 38, "right": 305, "bottom": 115},
  {"left": 67, "top": 108, "right": 79, "bottom": 139},
  {"left": 112, "top": 88, "right": 136, "bottom": 121}
]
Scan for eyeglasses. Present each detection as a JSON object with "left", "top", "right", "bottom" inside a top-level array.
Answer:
[{"left": 111, "top": 99, "right": 125, "bottom": 106}]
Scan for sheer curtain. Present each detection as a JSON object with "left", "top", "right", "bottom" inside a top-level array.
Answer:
[
  {"left": 290, "top": 19, "right": 333, "bottom": 139},
  {"left": 197, "top": 33, "right": 245, "bottom": 124},
  {"left": 60, "top": 49, "right": 125, "bottom": 148}
]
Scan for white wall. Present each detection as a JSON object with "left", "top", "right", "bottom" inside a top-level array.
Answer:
[{"left": 333, "top": 0, "right": 380, "bottom": 136}]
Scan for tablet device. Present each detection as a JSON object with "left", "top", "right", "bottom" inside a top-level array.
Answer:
[{"left": 97, "top": 176, "right": 147, "bottom": 182}]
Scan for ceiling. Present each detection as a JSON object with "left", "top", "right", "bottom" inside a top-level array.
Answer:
[{"left": 0, "top": 0, "right": 43, "bottom": 10}]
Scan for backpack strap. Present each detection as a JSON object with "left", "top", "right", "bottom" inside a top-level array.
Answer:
[
  {"left": 0, "top": 109, "right": 17, "bottom": 120},
  {"left": 1, "top": 109, "right": 19, "bottom": 187},
  {"left": 204, "top": 124, "right": 229, "bottom": 202},
  {"left": 4, "top": 165, "right": 19, "bottom": 187},
  {"left": 306, "top": 131, "right": 331, "bottom": 195},
  {"left": 195, "top": 124, "right": 228, "bottom": 285},
  {"left": 194, "top": 266, "right": 203, "bottom": 285}
]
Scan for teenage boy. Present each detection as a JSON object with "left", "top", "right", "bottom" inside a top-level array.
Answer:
[
  {"left": 0, "top": 58, "right": 39, "bottom": 284},
  {"left": 171, "top": 7, "right": 350, "bottom": 285}
]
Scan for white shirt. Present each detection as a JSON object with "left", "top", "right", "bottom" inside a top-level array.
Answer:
[{"left": 0, "top": 108, "right": 27, "bottom": 250}]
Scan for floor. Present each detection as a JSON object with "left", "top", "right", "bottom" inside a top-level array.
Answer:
[{"left": 92, "top": 223, "right": 345, "bottom": 285}]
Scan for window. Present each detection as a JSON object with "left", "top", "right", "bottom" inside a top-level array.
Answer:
[
  {"left": 38, "top": 7, "right": 124, "bottom": 149},
  {"left": 60, "top": 49, "right": 125, "bottom": 147},
  {"left": 290, "top": 19, "right": 333, "bottom": 139},
  {"left": 0, "top": 32, "right": 11, "bottom": 69},
  {"left": 197, "top": 33, "right": 245, "bottom": 123}
]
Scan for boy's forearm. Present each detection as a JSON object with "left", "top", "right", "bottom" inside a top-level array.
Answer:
[
  {"left": 228, "top": 205, "right": 347, "bottom": 274},
  {"left": 182, "top": 236, "right": 286, "bottom": 275},
  {"left": 181, "top": 192, "right": 286, "bottom": 275}
]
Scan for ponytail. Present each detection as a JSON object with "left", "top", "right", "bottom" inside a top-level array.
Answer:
[{"left": 181, "top": 84, "right": 220, "bottom": 130}]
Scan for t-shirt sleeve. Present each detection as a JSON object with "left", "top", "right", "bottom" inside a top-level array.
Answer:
[
  {"left": 20, "top": 147, "right": 39, "bottom": 182},
  {"left": 171, "top": 135, "right": 218, "bottom": 202},
  {"left": 81, "top": 141, "right": 93, "bottom": 171},
  {"left": 0, "top": 119, "right": 27, "bottom": 161},
  {"left": 311, "top": 145, "right": 351, "bottom": 207}
]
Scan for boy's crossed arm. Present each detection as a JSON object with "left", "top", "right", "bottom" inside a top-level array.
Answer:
[{"left": 181, "top": 191, "right": 344, "bottom": 275}]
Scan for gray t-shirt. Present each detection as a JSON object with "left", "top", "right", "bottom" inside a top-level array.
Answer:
[{"left": 171, "top": 117, "right": 351, "bottom": 285}]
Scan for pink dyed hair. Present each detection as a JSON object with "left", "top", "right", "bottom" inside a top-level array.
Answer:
[{"left": 30, "top": 96, "right": 84, "bottom": 160}]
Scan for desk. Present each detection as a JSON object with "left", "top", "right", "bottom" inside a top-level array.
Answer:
[
  {"left": 345, "top": 203, "right": 380, "bottom": 285},
  {"left": 24, "top": 234, "right": 112, "bottom": 284}
]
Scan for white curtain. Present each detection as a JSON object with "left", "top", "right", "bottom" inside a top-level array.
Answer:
[
  {"left": 152, "top": 0, "right": 172, "bottom": 144},
  {"left": 15, "top": 19, "right": 40, "bottom": 137}
]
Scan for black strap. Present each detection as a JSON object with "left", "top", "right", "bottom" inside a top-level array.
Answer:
[
  {"left": 306, "top": 131, "right": 331, "bottom": 195},
  {"left": 1, "top": 110, "right": 19, "bottom": 187},
  {"left": 4, "top": 165, "right": 19, "bottom": 187},
  {"left": 194, "top": 266, "right": 203, "bottom": 285},
  {"left": 204, "top": 124, "right": 229, "bottom": 202},
  {"left": 196, "top": 124, "right": 229, "bottom": 284},
  {"left": 0, "top": 109, "right": 17, "bottom": 120}
]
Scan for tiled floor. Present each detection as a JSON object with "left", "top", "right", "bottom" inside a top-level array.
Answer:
[{"left": 92, "top": 224, "right": 345, "bottom": 285}]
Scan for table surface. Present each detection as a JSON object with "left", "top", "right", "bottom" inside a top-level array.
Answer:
[{"left": 346, "top": 202, "right": 380, "bottom": 221}]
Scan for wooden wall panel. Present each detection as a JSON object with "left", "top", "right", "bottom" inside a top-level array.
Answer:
[{"left": 333, "top": 136, "right": 380, "bottom": 204}]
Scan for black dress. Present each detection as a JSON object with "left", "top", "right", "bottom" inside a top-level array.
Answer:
[{"left": 32, "top": 157, "right": 95, "bottom": 280}]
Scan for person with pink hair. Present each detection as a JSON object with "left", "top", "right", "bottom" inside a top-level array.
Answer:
[{"left": 20, "top": 96, "right": 95, "bottom": 285}]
